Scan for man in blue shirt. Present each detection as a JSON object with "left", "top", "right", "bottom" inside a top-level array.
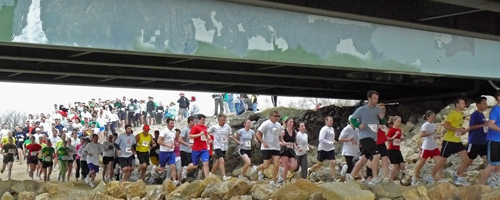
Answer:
[
  {"left": 460, "top": 97, "right": 489, "bottom": 175},
  {"left": 480, "top": 90, "right": 500, "bottom": 187}
]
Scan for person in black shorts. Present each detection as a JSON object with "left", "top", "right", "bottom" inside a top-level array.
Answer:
[
  {"left": 278, "top": 118, "right": 297, "bottom": 183},
  {"left": 2, "top": 137, "right": 16, "bottom": 179},
  {"left": 465, "top": 97, "right": 489, "bottom": 168},
  {"left": 251, "top": 110, "right": 282, "bottom": 184},
  {"left": 150, "top": 130, "right": 160, "bottom": 166}
]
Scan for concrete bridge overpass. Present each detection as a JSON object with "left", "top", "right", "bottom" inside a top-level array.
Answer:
[{"left": 0, "top": 0, "right": 499, "bottom": 102}]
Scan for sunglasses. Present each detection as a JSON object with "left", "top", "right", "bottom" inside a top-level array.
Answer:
[{"left": 273, "top": 115, "right": 281, "bottom": 117}]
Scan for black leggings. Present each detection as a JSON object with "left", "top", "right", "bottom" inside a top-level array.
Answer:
[
  {"left": 80, "top": 160, "right": 89, "bottom": 179},
  {"left": 344, "top": 156, "right": 354, "bottom": 174},
  {"left": 366, "top": 166, "right": 373, "bottom": 178},
  {"left": 75, "top": 159, "right": 81, "bottom": 179}
]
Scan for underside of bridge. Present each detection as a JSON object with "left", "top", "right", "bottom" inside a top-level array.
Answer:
[
  {"left": 0, "top": 0, "right": 499, "bottom": 102},
  {"left": 0, "top": 42, "right": 495, "bottom": 103}
]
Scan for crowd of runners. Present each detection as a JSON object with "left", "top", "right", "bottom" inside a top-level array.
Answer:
[{"left": 0, "top": 90, "right": 500, "bottom": 189}]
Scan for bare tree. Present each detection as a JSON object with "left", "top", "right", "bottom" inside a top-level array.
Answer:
[{"left": 1, "top": 110, "right": 27, "bottom": 129}]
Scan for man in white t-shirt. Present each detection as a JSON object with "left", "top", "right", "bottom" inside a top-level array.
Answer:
[
  {"left": 308, "top": 116, "right": 338, "bottom": 180},
  {"left": 0, "top": 124, "right": 9, "bottom": 139},
  {"left": 84, "top": 134, "right": 104, "bottom": 187},
  {"left": 151, "top": 118, "right": 179, "bottom": 185},
  {"left": 208, "top": 114, "right": 231, "bottom": 181},
  {"left": 251, "top": 110, "right": 282, "bottom": 185}
]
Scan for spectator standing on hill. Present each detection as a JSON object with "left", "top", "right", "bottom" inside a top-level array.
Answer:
[
  {"left": 213, "top": 93, "right": 224, "bottom": 116},
  {"left": 147, "top": 97, "right": 156, "bottom": 125},
  {"left": 177, "top": 93, "right": 190, "bottom": 122},
  {"left": 189, "top": 96, "right": 200, "bottom": 118}
]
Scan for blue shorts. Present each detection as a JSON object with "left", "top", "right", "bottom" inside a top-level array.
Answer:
[
  {"left": 100, "top": 127, "right": 105, "bottom": 132},
  {"left": 159, "top": 151, "right": 176, "bottom": 167},
  {"left": 191, "top": 150, "right": 209, "bottom": 165},
  {"left": 88, "top": 163, "right": 99, "bottom": 173}
]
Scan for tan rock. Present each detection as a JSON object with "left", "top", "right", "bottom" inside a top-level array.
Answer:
[
  {"left": 162, "top": 179, "right": 177, "bottom": 195},
  {"left": 90, "top": 182, "right": 107, "bottom": 197},
  {"left": 223, "top": 178, "right": 253, "bottom": 200},
  {"left": 106, "top": 181, "right": 126, "bottom": 199},
  {"left": 321, "top": 182, "right": 375, "bottom": 200},
  {"left": 291, "top": 179, "right": 341, "bottom": 200},
  {"left": 44, "top": 183, "right": 59, "bottom": 196},
  {"left": 202, "top": 174, "right": 222, "bottom": 186},
  {"left": 0, "top": 180, "right": 16, "bottom": 197},
  {"left": 200, "top": 183, "right": 216, "bottom": 198},
  {"left": 90, "top": 192, "right": 121, "bottom": 200},
  {"left": 0, "top": 192, "right": 13, "bottom": 200},
  {"left": 454, "top": 185, "right": 491, "bottom": 200},
  {"left": 271, "top": 183, "right": 310, "bottom": 200},
  {"left": 427, "top": 182, "right": 457, "bottom": 200},
  {"left": 18, "top": 191, "right": 37, "bottom": 200},
  {"left": 130, "top": 197, "right": 141, "bottom": 200},
  {"left": 126, "top": 180, "right": 147, "bottom": 199},
  {"left": 481, "top": 189, "right": 500, "bottom": 200},
  {"left": 167, "top": 182, "right": 189, "bottom": 199},
  {"left": 144, "top": 186, "right": 164, "bottom": 200},
  {"left": 35, "top": 193, "right": 51, "bottom": 200},
  {"left": 210, "top": 181, "right": 232, "bottom": 200},
  {"left": 11, "top": 180, "right": 39, "bottom": 194},
  {"left": 250, "top": 184, "right": 279, "bottom": 200},
  {"left": 400, "top": 186, "right": 430, "bottom": 200},
  {"left": 371, "top": 181, "right": 402, "bottom": 199},
  {"left": 309, "top": 192, "right": 325, "bottom": 200},
  {"left": 228, "top": 195, "right": 252, "bottom": 200},
  {"left": 180, "top": 180, "right": 207, "bottom": 199}
]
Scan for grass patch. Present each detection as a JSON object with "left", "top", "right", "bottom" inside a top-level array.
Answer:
[{"left": 0, "top": 0, "right": 16, "bottom": 42}]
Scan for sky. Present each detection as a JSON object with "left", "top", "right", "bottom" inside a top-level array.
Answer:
[{"left": 0, "top": 81, "right": 312, "bottom": 116}]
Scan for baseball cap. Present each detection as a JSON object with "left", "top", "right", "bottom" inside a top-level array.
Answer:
[
  {"left": 35, "top": 128, "right": 40, "bottom": 131},
  {"left": 191, "top": 96, "right": 196, "bottom": 101},
  {"left": 63, "top": 128, "right": 67, "bottom": 131},
  {"left": 143, "top": 125, "right": 150, "bottom": 131},
  {"left": 179, "top": 93, "right": 184, "bottom": 96}
]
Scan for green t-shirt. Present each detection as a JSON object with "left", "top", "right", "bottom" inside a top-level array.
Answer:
[
  {"left": 41, "top": 146, "right": 54, "bottom": 162},
  {"left": 128, "top": 104, "right": 136, "bottom": 112},
  {"left": 57, "top": 147, "right": 70, "bottom": 161},
  {"left": 23, "top": 139, "right": 31, "bottom": 155},
  {"left": 89, "top": 121, "right": 100, "bottom": 128},
  {"left": 2, "top": 144, "right": 16, "bottom": 159}
]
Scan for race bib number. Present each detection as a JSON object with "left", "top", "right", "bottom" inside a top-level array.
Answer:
[
  {"left": 244, "top": 141, "right": 251, "bottom": 147},
  {"left": 142, "top": 141, "right": 149, "bottom": 147},
  {"left": 455, "top": 132, "right": 462, "bottom": 137},
  {"left": 8, "top": 149, "right": 15, "bottom": 154},
  {"left": 61, "top": 156, "right": 68, "bottom": 160},
  {"left": 19, "top": 138, "right": 24, "bottom": 142},
  {"left": 484, "top": 126, "right": 489, "bottom": 133},
  {"left": 158, "top": 110, "right": 163, "bottom": 113},
  {"left": 201, "top": 135, "right": 207, "bottom": 141},
  {"left": 221, "top": 137, "right": 227, "bottom": 143},
  {"left": 126, "top": 147, "right": 132, "bottom": 153},
  {"left": 189, "top": 139, "right": 194, "bottom": 144},
  {"left": 351, "top": 142, "right": 358, "bottom": 146},
  {"left": 393, "top": 139, "right": 401, "bottom": 146},
  {"left": 121, "top": 108, "right": 125, "bottom": 111},
  {"left": 31, "top": 152, "right": 37, "bottom": 156},
  {"left": 207, "top": 145, "right": 211, "bottom": 151},
  {"left": 286, "top": 143, "right": 293, "bottom": 148},
  {"left": 368, "top": 124, "right": 378, "bottom": 132},
  {"left": 45, "top": 157, "right": 52, "bottom": 162}
]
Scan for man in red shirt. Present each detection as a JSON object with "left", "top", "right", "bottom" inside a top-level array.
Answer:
[{"left": 189, "top": 114, "right": 212, "bottom": 179}]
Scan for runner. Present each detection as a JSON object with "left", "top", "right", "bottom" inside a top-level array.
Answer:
[
  {"left": 102, "top": 134, "right": 115, "bottom": 182},
  {"left": 251, "top": 110, "right": 282, "bottom": 184},
  {"left": 66, "top": 138, "right": 77, "bottom": 182},
  {"left": 84, "top": 134, "right": 104, "bottom": 187},
  {"left": 480, "top": 90, "right": 500, "bottom": 187},
  {"left": 14, "top": 126, "right": 27, "bottom": 164},
  {"left": 346, "top": 90, "right": 387, "bottom": 185},
  {"left": 234, "top": 119, "right": 257, "bottom": 178},
  {"left": 387, "top": 116, "right": 406, "bottom": 181},
  {"left": 428, "top": 97, "right": 470, "bottom": 186},
  {"left": 208, "top": 114, "right": 232, "bottom": 181},
  {"left": 41, "top": 140, "right": 56, "bottom": 182},
  {"left": 151, "top": 118, "right": 180, "bottom": 185},
  {"left": 464, "top": 97, "right": 489, "bottom": 172},
  {"left": 411, "top": 110, "right": 442, "bottom": 186},
  {"left": 135, "top": 125, "right": 153, "bottom": 181},
  {"left": 114, "top": 124, "right": 137, "bottom": 181},
  {"left": 79, "top": 137, "right": 90, "bottom": 183},
  {"left": 57, "top": 140, "right": 70, "bottom": 182},
  {"left": 75, "top": 138, "right": 84, "bottom": 181},
  {"left": 150, "top": 130, "right": 160, "bottom": 166},
  {"left": 308, "top": 116, "right": 337, "bottom": 181},
  {"left": 374, "top": 104, "right": 390, "bottom": 180},
  {"left": 26, "top": 136, "right": 41, "bottom": 180},
  {"left": 338, "top": 116, "right": 360, "bottom": 181},
  {"left": 1, "top": 137, "right": 16, "bottom": 179},
  {"left": 278, "top": 118, "right": 298, "bottom": 183},
  {"left": 189, "top": 114, "right": 212, "bottom": 180},
  {"left": 179, "top": 116, "right": 197, "bottom": 181}
]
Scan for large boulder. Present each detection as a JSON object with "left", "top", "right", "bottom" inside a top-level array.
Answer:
[
  {"left": 167, "top": 182, "right": 189, "bottom": 199},
  {"left": 250, "top": 184, "right": 279, "bottom": 200},
  {"left": 209, "top": 181, "right": 235, "bottom": 200},
  {"left": 180, "top": 180, "right": 207, "bottom": 199},
  {"left": 371, "top": 181, "right": 402, "bottom": 199},
  {"left": 271, "top": 183, "right": 310, "bottom": 200},
  {"left": 263, "top": 164, "right": 293, "bottom": 180},
  {"left": 427, "top": 182, "right": 457, "bottom": 200},
  {"left": 89, "top": 182, "right": 107, "bottom": 197},
  {"left": 321, "top": 182, "right": 374, "bottom": 200},
  {"left": 125, "top": 180, "right": 146, "bottom": 199},
  {"left": 43, "top": 183, "right": 59, "bottom": 196},
  {"left": 400, "top": 186, "right": 430, "bottom": 200},
  {"left": 106, "top": 181, "right": 126, "bottom": 199},
  {"left": 18, "top": 191, "right": 36, "bottom": 200},
  {"left": 482, "top": 189, "right": 500, "bottom": 200},
  {"left": 223, "top": 178, "right": 253, "bottom": 200},
  {"left": 11, "top": 180, "right": 39, "bottom": 195},
  {"left": 143, "top": 186, "right": 164, "bottom": 200},
  {"left": 0, "top": 192, "right": 13, "bottom": 200},
  {"left": 454, "top": 185, "right": 492, "bottom": 200},
  {"left": 228, "top": 196, "right": 252, "bottom": 200},
  {"left": 34, "top": 193, "right": 51, "bottom": 200},
  {"left": 0, "top": 180, "right": 16, "bottom": 197},
  {"left": 162, "top": 179, "right": 177, "bottom": 195}
]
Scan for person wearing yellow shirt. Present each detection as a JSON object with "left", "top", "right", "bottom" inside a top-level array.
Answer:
[
  {"left": 428, "top": 97, "right": 470, "bottom": 186},
  {"left": 135, "top": 125, "right": 153, "bottom": 181},
  {"left": 1, "top": 131, "right": 16, "bottom": 145}
]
